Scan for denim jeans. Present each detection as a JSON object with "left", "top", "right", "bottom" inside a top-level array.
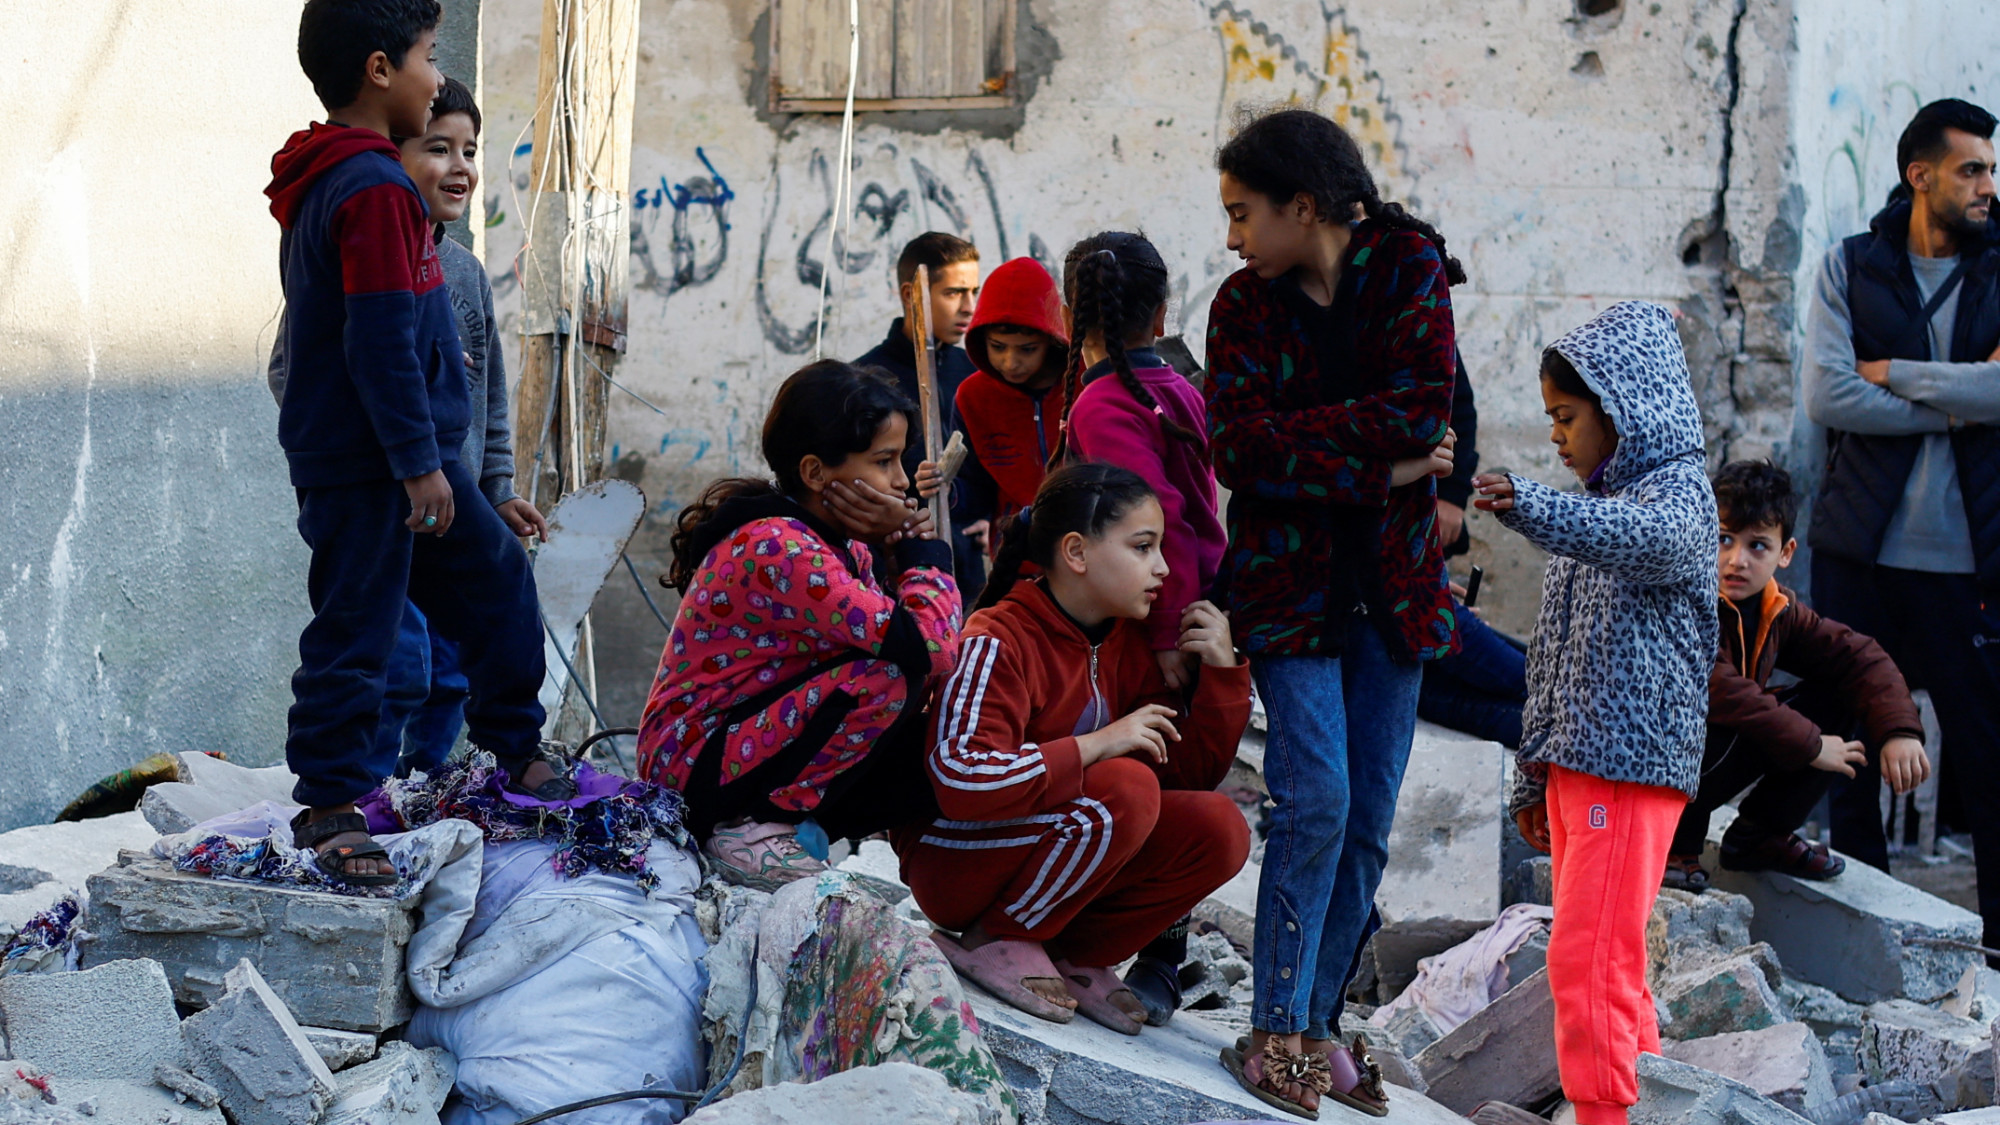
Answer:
[
  {"left": 1418, "top": 601, "right": 1526, "bottom": 749},
  {"left": 1252, "top": 616, "right": 1423, "bottom": 1038},
  {"left": 374, "top": 603, "right": 472, "bottom": 779},
  {"left": 371, "top": 601, "right": 433, "bottom": 785}
]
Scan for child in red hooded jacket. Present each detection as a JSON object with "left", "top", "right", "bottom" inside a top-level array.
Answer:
[{"left": 958, "top": 258, "right": 1072, "bottom": 534}]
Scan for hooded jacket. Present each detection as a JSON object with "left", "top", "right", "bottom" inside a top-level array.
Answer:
[
  {"left": 1498, "top": 301, "right": 1719, "bottom": 809},
  {"left": 266, "top": 123, "right": 468, "bottom": 488},
  {"left": 959, "top": 258, "right": 1072, "bottom": 522}
]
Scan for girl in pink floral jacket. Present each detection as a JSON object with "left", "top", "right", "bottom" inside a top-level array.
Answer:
[{"left": 637, "top": 360, "right": 961, "bottom": 890}]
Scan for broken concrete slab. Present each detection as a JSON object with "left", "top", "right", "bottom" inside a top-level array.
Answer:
[
  {"left": 139, "top": 753, "right": 298, "bottom": 835},
  {"left": 1658, "top": 947, "right": 1790, "bottom": 1041},
  {"left": 1648, "top": 888, "right": 1755, "bottom": 986},
  {"left": 179, "top": 959, "right": 337, "bottom": 1125},
  {"left": 1412, "top": 966, "right": 1560, "bottom": 1115},
  {"left": 1365, "top": 917, "right": 1491, "bottom": 1005},
  {"left": 1378, "top": 722, "right": 1503, "bottom": 924},
  {"left": 1379, "top": 1005, "right": 1445, "bottom": 1059},
  {"left": 54, "top": 1078, "right": 227, "bottom": 1124},
  {"left": 1935, "top": 1110, "right": 2000, "bottom": 1124},
  {"left": 1663, "top": 1022, "right": 1833, "bottom": 1114},
  {"left": 1632, "top": 1053, "right": 1814, "bottom": 1125},
  {"left": 300, "top": 1027, "right": 378, "bottom": 1072},
  {"left": 1942, "top": 966, "right": 2000, "bottom": 1023},
  {"left": 1775, "top": 975, "right": 1865, "bottom": 1037},
  {"left": 1858, "top": 998, "right": 1994, "bottom": 1099},
  {"left": 684, "top": 1062, "right": 990, "bottom": 1124},
  {"left": 1191, "top": 852, "right": 1258, "bottom": 955},
  {"left": 831, "top": 839, "right": 910, "bottom": 904},
  {"left": 319, "top": 1042, "right": 454, "bottom": 1125},
  {"left": 84, "top": 852, "right": 416, "bottom": 1032},
  {"left": 970, "top": 989, "right": 1469, "bottom": 1123},
  {"left": 1705, "top": 810, "right": 1981, "bottom": 1003},
  {"left": 1506, "top": 856, "right": 1553, "bottom": 909},
  {"left": 0, "top": 811, "right": 157, "bottom": 930},
  {"left": 154, "top": 1064, "right": 222, "bottom": 1109},
  {"left": 0, "top": 958, "right": 185, "bottom": 1081}
]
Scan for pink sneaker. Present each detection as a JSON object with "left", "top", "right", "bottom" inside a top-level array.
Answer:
[{"left": 703, "top": 819, "right": 827, "bottom": 890}]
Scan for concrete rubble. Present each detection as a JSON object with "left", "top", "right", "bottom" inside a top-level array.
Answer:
[
  {"left": 1376, "top": 724, "right": 1504, "bottom": 923},
  {"left": 139, "top": 754, "right": 299, "bottom": 835},
  {"left": 179, "top": 958, "right": 338, "bottom": 1125},
  {"left": 318, "top": 1042, "right": 454, "bottom": 1125},
  {"left": 300, "top": 1027, "right": 379, "bottom": 1073},
  {"left": 0, "top": 958, "right": 186, "bottom": 1082},
  {"left": 1632, "top": 1053, "right": 1814, "bottom": 1125},
  {"left": 1412, "top": 966, "right": 1561, "bottom": 1114},
  {"left": 682, "top": 1062, "right": 989, "bottom": 1124},
  {"left": 0, "top": 812, "right": 158, "bottom": 930},
  {"left": 1658, "top": 945, "right": 1791, "bottom": 1041},
  {"left": 1858, "top": 1000, "right": 1995, "bottom": 1099},
  {"left": 1662, "top": 1022, "right": 1834, "bottom": 1114}
]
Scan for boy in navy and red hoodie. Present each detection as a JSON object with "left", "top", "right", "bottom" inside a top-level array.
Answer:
[
  {"left": 959, "top": 257, "right": 1071, "bottom": 530},
  {"left": 268, "top": 0, "right": 567, "bottom": 884}
]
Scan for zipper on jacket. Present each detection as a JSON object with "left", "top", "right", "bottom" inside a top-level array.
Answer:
[{"left": 1034, "top": 399, "right": 1048, "bottom": 464}]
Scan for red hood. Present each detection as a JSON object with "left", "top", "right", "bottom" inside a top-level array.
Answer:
[
  {"left": 266, "top": 123, "right": 402, "bottom": 228},
  {"left": 967, "top": 257, "right": 1070, "bottom": 379}
]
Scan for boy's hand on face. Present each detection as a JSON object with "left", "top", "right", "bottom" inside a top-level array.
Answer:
[
  {"left": 1809, "top": 734, "right": 1868, "bottom": 778},
  {"left": 1472, "top": 473, "right": 1516, "bottom": 512},
  {"left": 404, "top": 469, "right": 455, "bottom": 536},
  {"left": 1516, "top": 803, "right": 1551, "bottom": 854},
  {"left": 496, "top": 498, "right": 549, "bottom": 542},
  {"left": 1881, "top": 736, "right": 1931, "bottom": 794},
  {"left": 1177, "top": 600, "right": 1239, "bottom": 669}
]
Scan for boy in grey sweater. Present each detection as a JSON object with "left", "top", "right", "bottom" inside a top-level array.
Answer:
[{"left": 270, "top": 77, "right": 546, "bottom": 774}]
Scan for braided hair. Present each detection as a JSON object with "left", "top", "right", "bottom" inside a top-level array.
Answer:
[
  {"left": 975, "top": 462, "right": 1157, "bottom": 612},
  {"left": 1049, "top": 232, "right": 1202, "bottom": 467},
  {"left": 1216, "top": 108, "right": 1467, "bottom": 287}
]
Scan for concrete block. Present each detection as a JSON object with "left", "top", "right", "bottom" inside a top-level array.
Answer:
[
  {"left": 1648, "top": 888, "right": 1755, "bottom": 986},
  {"left": 0, "top": 958, "right": 185, "bottom": 1081},
  {"left": 1937, "top": 1111, "right": 2000, "bottom": 1124},
  {"left": 970, "top": 990, "right": 1470, "bottom": 1124},
  {"left": 684, "top": 1062, "right": 988, "bottom": 1124},
  {"left": 300, "top": 1027, "right": 378, "bottom": 1072},
  {"left": 1941, "top": 966, "right": 2000, "bottom": 1023},
  {"left": 1191, "top": 853, "right": 1258, "bottom": 955},
  {"left": 1506, "top": 856, "right": 1554, "bottom": 909},
  {"left": 179, "top": 959, "right": 337, "bottom": 1125},
  {"left": 1658, "top": 949, "right": 1790, "bottom": 1041},
  {"left": 1775, "top": 975, "right": 1865, "bottom": 1037},
  {"left": 0, "top": 811, "right": 157, "bottom": 930},
  {"left": 1858, "top": 999, "right": 1993, "bottom": 1098},
  {"left": 320, "top": 1042, "right": 455, "bottom": 1125},
  {"left": 1380, "top": 1005, "right": 1445, "bottom": 1059},
  {"left": 1705, "top": 810, "right": 1981, "bottom": 1003},
  {"left": 1365, "top": 917, "right": 1490, "bottom": 1005},
  {"left": 83, "top": 852, "right": 416, "bottom": 1032},
  {"left": 139, "top": 753, "right": 298, "bottom": 835},
  {"left": 1663, "top": 1022, "right": 1834, "bottom": 1114},
  {"left": 55, "top": 1078, "right": 228, "bottom": 1124},
  {"left": 153, "top": 1064, "right": 222, "bottom": 1108},
  {"left": 1413, "top": 966, "right": 1560, "bottom": 1115},
  {"left": 1378, "top": 723, "right": 1503, "bottom": 923},
  {"left": 1632, "top": 1053, "right": 1815, "bottom": 1125},
  {"left": 831, "top": 839, "right": 910, "bottom": 905}
]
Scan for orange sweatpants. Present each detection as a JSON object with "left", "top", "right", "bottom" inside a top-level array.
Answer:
[{"left": 1545, "top": 765, "right": 1688, "bottom": 1125}]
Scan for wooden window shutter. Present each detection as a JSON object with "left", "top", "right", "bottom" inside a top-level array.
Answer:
[{"left": 771, "top": 0, "right": 1015, "bottom": 111}]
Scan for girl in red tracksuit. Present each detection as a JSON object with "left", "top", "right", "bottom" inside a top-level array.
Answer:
[
  {"left": 958, "top": 257, "right": 1071, "bottom": 528},
  {"left": 895, "top": 462, "right": 1251, "bottom": 1036}
]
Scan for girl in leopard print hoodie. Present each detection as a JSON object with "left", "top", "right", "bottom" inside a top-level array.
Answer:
[{"left": 1473, "top": 300, "right": 1718, "bottom": 1125}]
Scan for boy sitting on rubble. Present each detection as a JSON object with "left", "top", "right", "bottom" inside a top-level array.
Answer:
[
  {"left": 1662, "top": 460, "right": 1931, "bottom": 892},
  {"left": 267, "top": 0, "right": 569, "bottom": 885}
]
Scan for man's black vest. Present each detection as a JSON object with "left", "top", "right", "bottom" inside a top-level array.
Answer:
[{"left": 1810, "top": 200, "right": 2000, "bottom": 589}]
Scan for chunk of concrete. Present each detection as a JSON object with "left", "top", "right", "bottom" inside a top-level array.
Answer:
[
  {"left": 1378, "top": 723, "right": 1503, "bottom": 923},
  {"left": 319, "top": 1042, "right": 455, "bottom": 1125},
  {"left": 971, "top": 990, "right": 1469, "bottom": 1123},
  {"left": 0, "top": 958, "right": 185, "bottom": 1081},
  {"left": 1506, "top": 856, "right": 1553, "bottom": 909},
  {"left": 1775, "top": 975, "right": 1865, "bottom": 1037},
  {"left": 55, "top": 1078, "right": 227, "bottom": 1124},
  {"left": 179, "top": 959, "right": 337, "bottom": 1125},
  {"left": 1657, "top": 948, "right": 1790, "bottom": 1041},
  {"left": 1631, "top": 1053, "right": 1814, "bottom": 1125},
  {"left": 153, "top": 1064, "right": 222, "bottom": 1108},
  {"left": 1937, "top": 1111, "right": 2000, "bottom": 1124},
  {"left": 1648, "top": 888, "right": 1755, "bottom": 986},
  {"left": 84, "top": 852, "right": 416, "bottom": 1032},
  {"left": 1705, "top": 809, "right": 1981, "bottom": 1003},
  {"left": 684, "top": 1062, "right": 988, "bottom": 1124},
  {"left": 300, "top": 1027, "right": 378, "bottom": 1072},
  {"left": 1191, "top": 853, "right": 1258, "bottom": 955},
  {"left": 831, "top": 839, "right": 910, "bottom": 905},
  {"left": 1858, "top": 999, "right": 1993, "bottom": 1099},
  {"left": 1365, "top": 917, "right": 1491, "bottom": 1005},
  {"left": 1941, "top": 966, "right": 2000, "bottom": 1023},
  {"left": 1380, "top": 1005, "right": 1445, "bottom": 1059},
  {"left": 1663, "top": 1022, "right": 1833, "bottom": 1114},
  {"left": 1413, "top": 966, "right": 1560, "bottom": 1115},
  {"left": 139, "top": 753, "right": 299, "bottom": 835},
  {"left": 0, "top": 811, "right": 157, "bottom": 930}
]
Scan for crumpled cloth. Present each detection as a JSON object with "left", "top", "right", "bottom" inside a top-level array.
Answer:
[
  {"left": 1370, "top": 902, "right": 1554, "bottom": 1036},
  {"left": 154, "top": 800, "right": 483, "bottom": 902},
  {"left": 0, "top": 896, "right": 80, "bottom": 975}
]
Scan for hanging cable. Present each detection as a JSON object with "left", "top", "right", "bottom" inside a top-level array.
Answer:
[
  {"left": 813, "top": 0, "right": 863, "bottom": 359},
  {"left": 622, "top": 551, "right": 674, "bottom": 631}
]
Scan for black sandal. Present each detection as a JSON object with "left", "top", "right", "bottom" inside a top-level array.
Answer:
[
  {"left": 1662, "top": 854, "right": 1711, "bottom": 892},
  {"left": 1122, "top": 955, "right": 1184, "bottom": 1027},
  {"left": 290, "top": 810, "right": 398, "bottom": 886},
  {"left": 1719, "top": 832, "right": 1846, "bottom": 880},
  {"left": 502, "top": 742, "right": 580, "bottom": 801}
]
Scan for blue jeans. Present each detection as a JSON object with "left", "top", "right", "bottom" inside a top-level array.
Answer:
[
  {"left": 1418, "top": 602, "right": 1526, "bottom": 749},
  {"left": 1252, "top": 617, "right": 1422, "bottom": 1038},
  {"left": 373, "top": 603, "right": 471, "bottom": 779}
]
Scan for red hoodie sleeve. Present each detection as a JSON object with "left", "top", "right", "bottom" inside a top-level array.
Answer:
[
  {"left": 1070, "top": 386, "right": 1198, "bottom": 652},
  {"left": 332, "top": 183, "right": 440, "bottom": 480},
  {"left": 927, "top": 632, "right": 1086, "bottom": 821},
  {"left": 1120, "top": 639, "right": 1251, "bottom": 793}
]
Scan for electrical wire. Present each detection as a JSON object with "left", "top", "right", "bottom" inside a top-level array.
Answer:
[
  {"left": 622, "top": 551, "right": 674, "bottom": 631},
  {"left": 537, "top": 606, "right": 627, "bottom": 773},
  {"left": 813, "top": 0, "right": 863, "bottom": 359}
]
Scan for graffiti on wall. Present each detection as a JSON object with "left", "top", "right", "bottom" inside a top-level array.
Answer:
[
  {"left": 1818, "top": 82, "right": 1928, "bottom": 247},
  {"left": 632, "top": 147, "right": 737, "bottom": 297}
]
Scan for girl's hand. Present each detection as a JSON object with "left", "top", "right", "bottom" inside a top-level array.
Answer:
[
  {"left": 1077, "top": 703, "right": 1180, "bottom": 767},
  {"left": 1390, "top": 428, "right": 1457, "bottom": 488},
  {"left": 1472, "top": 473, "right": 1516, "bottom": 512},
  {"left": 1178, "top": 600, "right": 1239, "bottom": 668},
  {"left": 914, "top": 461, "right": 944, "bottom": 500},
  {"left": 1155, "top": 649, "right": 1195, "bottom": 692},
  {"left": 884, "top": 505, "right": 937, "bottom": 546},
  {"left": 1881, "top": 736, "right": 1931, "bottom": 794},
  {"left": 495, "top": 497, "right": 550, "bottom": 542},
  {"left": 1515, "top": 803, "right": 1551, "bottom": 854},
  {"left": 825, "top": 479, "right": 919, "bottom": 542}
]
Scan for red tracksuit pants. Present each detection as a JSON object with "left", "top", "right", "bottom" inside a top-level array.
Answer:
[
  {"left": 1545, "top": 765, "right": 1688, "bottom": 1125},
  {"left": 899, "top": 757, "right": 1250, "bottom": 967}
]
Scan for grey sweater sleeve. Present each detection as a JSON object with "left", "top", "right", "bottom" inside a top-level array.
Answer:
[
  {"left": 1884, "top": 356, "right": 2000, "bottom": 424},
  {"left": 476, "top": 266, "right": 518, "bottom": 506},
  {"left": 1802, "top": 248, "right": 1950, "bottom": 436}
]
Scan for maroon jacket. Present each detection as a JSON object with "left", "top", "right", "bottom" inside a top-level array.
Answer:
[{"left": 1711, "top": 582, "right": 1924, "bottom": 768}]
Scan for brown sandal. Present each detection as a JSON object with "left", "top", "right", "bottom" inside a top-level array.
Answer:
[
  {"left": 1221, "top": 1036, "right": 1330, "bottom": 1121},
  {"left": 1321, "top": 1037, "right": 1390, "bottom": 1117},
  {"left": 1662, "top": 853, "right": 1711, "bottom": 892},
  {"left": 1719, "top": 832, "right": 1846, "bottom": 880}
]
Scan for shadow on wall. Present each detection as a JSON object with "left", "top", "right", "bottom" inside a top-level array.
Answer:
[{"left": 0, "top": 377, "right": 306, "bottom": 831}]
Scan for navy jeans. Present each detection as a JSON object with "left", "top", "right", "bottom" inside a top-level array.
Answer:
[
  {"left": 374, "top": 602, "right": 471, "bottom": 778},
  {"left": 1252, "top": 617, "right": 1423, "bottom": 1038},
  {"left": 1418, "top": 601, "right": 1526, "bottom": 749},
  {"left": 288, "top": 459, "right": 546, "bottom": 808}
]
